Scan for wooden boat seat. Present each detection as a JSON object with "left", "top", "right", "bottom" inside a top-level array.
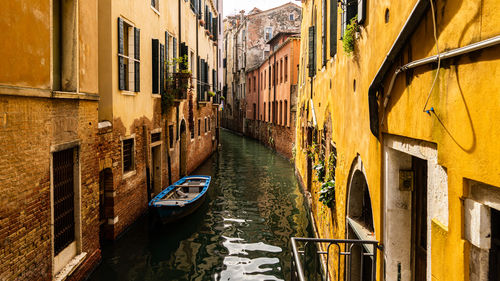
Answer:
[{"left": 156, "top": 193, "right": 198, "bottom": 206}]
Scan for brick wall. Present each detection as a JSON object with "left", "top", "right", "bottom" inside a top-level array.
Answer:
[
  {"left": 0, "top": 96, "right": 100, "bottom": 281},
  {"left": 243, "top": 110, "right": 296, "bottom": 159}
]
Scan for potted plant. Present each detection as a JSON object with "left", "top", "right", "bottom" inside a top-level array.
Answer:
[
  {"left": 319, "top": 180, "right": 336, "bottom": 209},
  {"left": 199, "top": 19, "right": 205, "bottom": 27}
]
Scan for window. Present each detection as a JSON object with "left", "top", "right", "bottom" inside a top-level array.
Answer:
[
  {"left": 264, "top": 103, "right": 266, "bottom": 121},
  {"left": 122, "top": 138, "right": 134, "bottom": 172},
  {"left": 264, "top": 27, "right": 273, "bottom": 41},
  {"left": 204, "top": 118, "right": 207, "bottom": 133},
  {"left": 118, "top": 18, "right": 140, "bottom": 92},
  {"left": 341, "top": 0, "right": 364, "bottom": 37},
  {"left": 253, "top": 103, "right": 257, "bottom": 120},
  {"left": 198, "top": 119, "right": 201, "bottom": 136},
  {"left": 284, "top": 100, "right": 288, "bottom": 126},
  {"left": 169, "top": 125, "right": 174, "bottom": 148},
  {"left": 53, "top": 0, "right": 77, "bottom": 92},
  {"left": 280, "top": 59, "right": 283, "bottom": 83},
  {"left": 208, "top": 117, "right": 211, "bottom": 131},
  {"left": 53, "top": 148, "right": 76, "bottom": 256},
  {"left": 151, "top": 132, "right": 161, "bottom": 143},
  {"left": 279, "top": 101, "right": 282, "bottom": 125},
  {"left": 290, "top": 13, "right": 294, "bottom": 21},
  {"left": 284, "top": 56, "right": 288, "bottom": 82},
  {"left": 151, "top": 0, "right": 159, "bottom": 11}
]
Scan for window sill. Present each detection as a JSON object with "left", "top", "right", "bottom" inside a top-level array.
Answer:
[
  {"left": 152, "top": 94, "right": 161, "bottom": 99},
  {"left": 52, "top": 91, "right": 100, "bottom": 101},
  {"left": 54, "top": 252, "right": 87, "bottom": 281},
  {"left": 151, "top": 6, "right": 160, "bottom": 16},
  {"left": 123, "top": 170, "right": 137, "bottom": 179},
  {"left": 120, "top": 91, "right": 137, "bottom": 96}
]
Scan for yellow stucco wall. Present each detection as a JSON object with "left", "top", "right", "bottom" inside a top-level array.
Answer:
[
  {"left": 296, "top": 0, "right": 500, "bottom": 280},
  {"left": 98, "top": 0, "right": 218, "bottom": 134}
]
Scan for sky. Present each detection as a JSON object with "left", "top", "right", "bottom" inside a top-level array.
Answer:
[{"left": 223, "top": 0, "right": 300, "bottom": 17}]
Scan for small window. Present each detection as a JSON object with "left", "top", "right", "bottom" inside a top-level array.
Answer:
[
  {"left": 151, "top": 132, "right": 161, "bottom": 143},
  {"left": 289, "top": 13, "right": 294, "bottom": 21},
  {"left": 122, "top": 138, "right": 134, "bottom": 172},
  {"left": 264, "top": 27, "right": 273, "bottom": 41},
  {"left": 204, "top": 118, "right": 207, "bottom": 133},
  {"left": 168, "top": 125, "right": 174, "bottom": 148},
  {"left": 151, "top": 0, "right": 159, "bottom": 11},
  {"left": 284, "top": 100, "right": 288, "bottom": 126},
  {"left": 208, "top": 117, "right": 211, "bottom": 131},
  {"left": 198, "top": 119, "right": 201, "bottom": 136}
]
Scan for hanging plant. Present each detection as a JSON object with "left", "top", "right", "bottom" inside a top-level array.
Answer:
[
  {"left": 319, "top": 180, "right": 336, "bottom": 208},
  {"left": 313, "top": 160, "right": 326, "bottom": 183},
  {"left": 343, "top": 16, "right": 359, "bottom": 56}
]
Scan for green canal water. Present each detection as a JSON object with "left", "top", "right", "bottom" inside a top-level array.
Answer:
[{"left": 89, "top": 130, "right": 315, "bottom": 281}]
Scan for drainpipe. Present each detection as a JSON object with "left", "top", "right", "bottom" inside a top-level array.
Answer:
[
  {"left": 367, "top": 0, "right": 429, "bottom": 138},
  {"left": 381, "top": 34, "right": 500, "bottom": 123}
]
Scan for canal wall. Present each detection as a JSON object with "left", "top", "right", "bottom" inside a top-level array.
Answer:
[{"left": 242, "top": 112, "right": 296, "bottom": 160}]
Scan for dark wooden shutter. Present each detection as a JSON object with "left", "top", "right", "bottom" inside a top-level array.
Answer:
[
  {"left": 165, "top": 32, "right": 169, "bottom": 77},
  {"left": 118, "top": 18, "right": 125, "bottom": 90},
  {"left": 118, "top": 18, "right": 124, "bottom": 54},
  {"left": 213, "top": 17, "right": 218, "bottom": 40},
  {"left": 134, "top": 28, "right": 140, "bottom": 92},
  {"left": 205, "top": 6, "right": 209, "bottom": 30},
  {"left": 308, "top": 26, "right": 316, "bottom": 77},
  {"left": 358, "top": 0, "right": 366, "bottom": 24},
  {"left": 212, "top": 69, "right": 216, "bottom": 91},
  {"left": 173, "top": 37, "right": 177, "bottom": 72},
  {"left": 197, "top": 56, "right": 201, "bottom": 98},
  {"left": 209, "top": 12, "right": 213, "bottom": 34},
  {"left": 330, "top": 0, "right": 338, "bottom": 57},
  {"left": 322, "top": 0, "right": 327, "bottom": 66},
  {"left": 152, "top": 39, "right": 159, "bottom": 94},
  {"left": 160, "top": 43, "right": 165, "bottom": 94}
]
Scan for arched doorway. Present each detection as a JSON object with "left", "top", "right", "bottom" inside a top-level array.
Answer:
[
  {"left": 346, "top": 156, "right": 375, "bottom": 281},
  {"left": 179, "top": 120, "right": 187, "bottom": 177}
]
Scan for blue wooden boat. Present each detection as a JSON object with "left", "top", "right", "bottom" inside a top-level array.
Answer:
[{"left": 149, "top": 175, "right": 211, "bottom": 223}]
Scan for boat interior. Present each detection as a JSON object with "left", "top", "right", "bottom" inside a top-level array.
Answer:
[{"left": 155, "top": 178, "right": 208, "bottom": 206}]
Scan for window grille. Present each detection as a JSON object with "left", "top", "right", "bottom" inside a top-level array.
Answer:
[
  {"left": 53, "top": 148, "right": 75, "bottom": 256},
  {"left": 123, "top": 139, "right": 134, "bottom": 172}
]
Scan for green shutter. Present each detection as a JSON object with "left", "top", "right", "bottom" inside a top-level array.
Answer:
[{"left": 118, "top": 17, "right": 125, "bottom": 90}]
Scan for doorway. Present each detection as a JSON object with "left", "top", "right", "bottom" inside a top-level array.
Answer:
[
  {"left": 99, "top": 168, "right": 113, "bottom": 241},
  {"left": 490, "top": 208, "right": 500, "bottom": 281},
  {"left": 179, "top": 120, "right": 187, "bottom": 177},
  {"left": 412, "top": 156, "right": 428, "bottom": 281},
  {"left": 151, "top": 145, "right": 161, "bottom": 195}
]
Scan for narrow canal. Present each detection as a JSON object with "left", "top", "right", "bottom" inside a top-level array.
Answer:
[{"left": 89, "top": 130, "right": 315, "bottom": 281}]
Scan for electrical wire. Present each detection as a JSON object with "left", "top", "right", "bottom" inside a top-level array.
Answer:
[{"left": 423, "top": 0, "right": 441, "bottom": 114}]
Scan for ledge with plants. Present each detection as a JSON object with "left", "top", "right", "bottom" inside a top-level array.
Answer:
[
  {"left": 161, "top": 55, "right": 192, "bottom": 114},
  {"left": 342, "top": 16, "right": 359, "bottom": 56}
]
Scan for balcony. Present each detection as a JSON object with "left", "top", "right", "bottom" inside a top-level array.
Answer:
[
  {"left": 290, "top": 237, "right": 380, "bottom": 281},
  {"left": 168, "top": 72, "right": 191, "bottom": 101}
]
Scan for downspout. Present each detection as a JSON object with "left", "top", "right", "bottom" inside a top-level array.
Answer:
[{"left": 273, "top": 53, "right": 277, "bottom": 124}]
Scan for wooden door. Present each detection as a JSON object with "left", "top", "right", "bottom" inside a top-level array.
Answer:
[
  {"left": 412, "top": 157, "right": 427, "bottom": 281},
  {"left": 490, "top": 209, "right": 500, "bottom": 281},
  {"left": 152, "top": 146, "right": 161, "bottom": 195}
]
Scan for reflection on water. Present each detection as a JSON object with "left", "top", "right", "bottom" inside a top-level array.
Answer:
[{"left": 89, "top": 130, "right": 314, "bottom": 281}]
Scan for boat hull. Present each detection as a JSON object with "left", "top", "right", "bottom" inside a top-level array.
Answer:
[{"left": 154, "top": 192, "right": 207, "bottom": 224}]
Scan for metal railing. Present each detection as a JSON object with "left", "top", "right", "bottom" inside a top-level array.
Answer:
[{"left": 291, "top": 237, "right": 379, "bottom": 281}]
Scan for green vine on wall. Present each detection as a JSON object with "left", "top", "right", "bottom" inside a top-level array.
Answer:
[{"left": 161, "top": 55, "right": 192, "bottom": 114}]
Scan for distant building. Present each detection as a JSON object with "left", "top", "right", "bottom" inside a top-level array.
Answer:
[
  {"left": 245, "top": 32, "right": 300, "bottom": 158},
  {"left": 223, "top": 3, "right": 301, "bottom": 133}
]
